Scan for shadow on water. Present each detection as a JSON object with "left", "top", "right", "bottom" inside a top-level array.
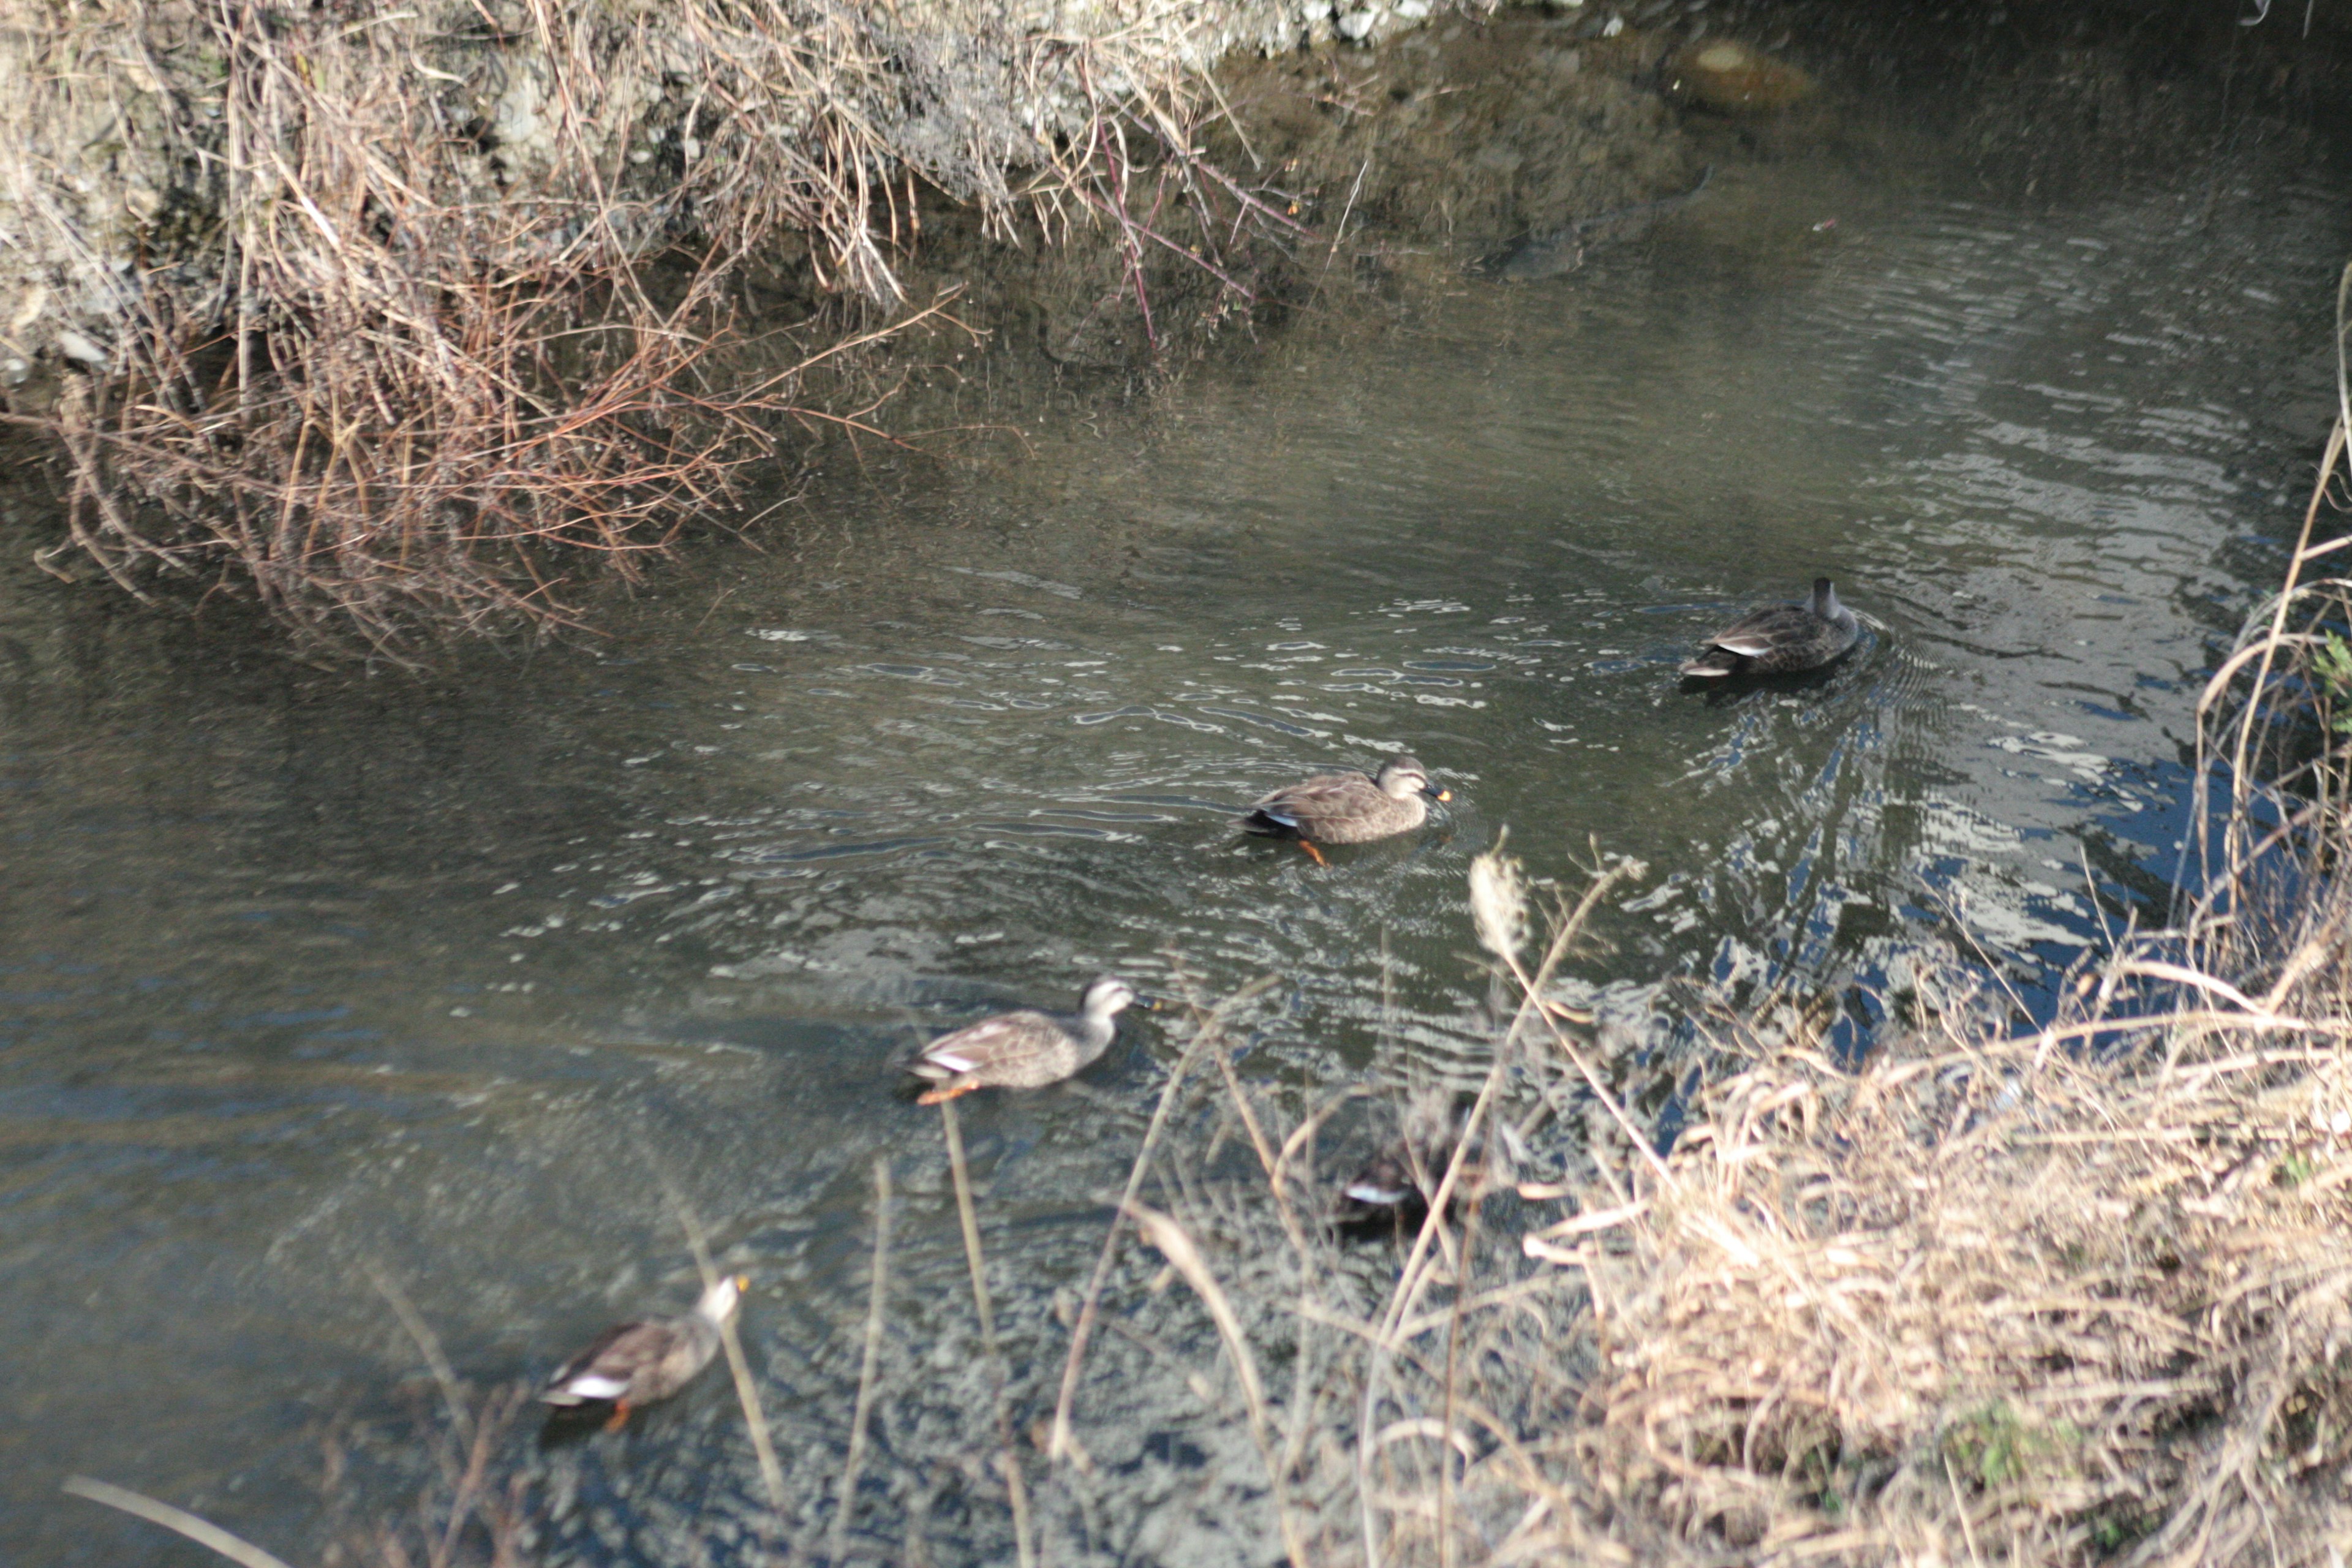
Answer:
[{"left": 4, "top": 10, "right": 2351, "bottom": 1566}]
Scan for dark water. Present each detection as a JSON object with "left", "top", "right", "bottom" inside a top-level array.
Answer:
[{"left": 2, "top": 47, "right": 2345, "bottom": 1568}]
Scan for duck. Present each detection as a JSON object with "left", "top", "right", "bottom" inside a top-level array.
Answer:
[
  {"left": 1335, "top": 1092, "right": 1513, "bottom": 1233},
  {"left": 1242, "top": 755, "right": 1449, "bottom": 864},
  {"left": 541, "top": 1273, "right": 744, "bottom": 1429},
  {"left": 905, "top": 975, "right": 1137, "bottom": 1104},
  {"left": 1678, "top": 577, "right": 1860, "bottom": 678}
]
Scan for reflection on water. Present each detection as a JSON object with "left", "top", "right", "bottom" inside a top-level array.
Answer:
[{"left": 2, "top": 49, "right": 2346, "bottom": 1568}]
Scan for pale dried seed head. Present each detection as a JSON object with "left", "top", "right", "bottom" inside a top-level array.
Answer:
[{"left": 1469, "top": 829, "right": 1529, "bottom": 963}]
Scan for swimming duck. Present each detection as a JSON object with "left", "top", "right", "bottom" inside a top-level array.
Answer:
[
  {"left": 1678, "top": 577, "right": 1860, "bottom": 678},
  {"left": 1336, "top": 1093, "right": 1513, "bottom": 1232},
  {"left": 1242, "top": 755, "right": 1449, "bottom": 864},
  {"left": 905, "top": 975, "right": 1137, "bottom": 1104},
  {"left": 541, "top": 1274, "right": 744, "bottom": 1429}
]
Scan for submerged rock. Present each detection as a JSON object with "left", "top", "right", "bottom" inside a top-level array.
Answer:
[
  {"left": 1481, "top": 165, "right": 1713, "bottom": 280},
  {"left": 1666, "top": 39, "right": 1817, "bottom": 113}
]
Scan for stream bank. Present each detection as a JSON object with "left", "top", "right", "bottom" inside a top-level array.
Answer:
[{"left": 11, "top": 0, "right": 2345, "bottom": 658}]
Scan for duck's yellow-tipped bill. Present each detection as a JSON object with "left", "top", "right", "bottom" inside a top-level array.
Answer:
[{"left": 1434, "top": 788, "right": 1453, "bottom": 802}]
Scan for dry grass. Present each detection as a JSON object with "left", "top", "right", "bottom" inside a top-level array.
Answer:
[{"left": 1, "top": 0, "right": 1325, "bottom": 658}]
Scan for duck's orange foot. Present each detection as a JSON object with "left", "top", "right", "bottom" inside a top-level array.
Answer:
[
  {"left": 603, "top": 1400, "right": 632, "bottom": 1433},
  {"left": 1300, "top": 840, "right": 1328, "bottom": 867},
  {"left": 917, "top": 1080, "right": 978, "bottom": 1106}
]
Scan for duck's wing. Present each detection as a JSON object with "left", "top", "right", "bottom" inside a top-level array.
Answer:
[
  {"left": 909, "top": 1010, "right": 1057, "bottom": 1081},
  {"left": 1341, "top": 1147, "right": 1420, "bottom": 1209},
  {"left": 1246, "top": 771, "right": 1376, "bottom": 833},
  {"left": 543, "top": 1319, "right": 674, "bottom": 1403},
  {"left": 1702, "top": 601, "right": 1815, "bottom": 657}
]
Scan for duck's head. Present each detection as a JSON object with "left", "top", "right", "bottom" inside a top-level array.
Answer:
[
  {"left": 1081, "top": 975, "right": 1138, "bottom": 1018},
  {"left": 1378, "top": 755, "right": 1449, "bottom": 802},
  {"left": 696, "top": 1274, "right": 748, "bottom": 1322}
]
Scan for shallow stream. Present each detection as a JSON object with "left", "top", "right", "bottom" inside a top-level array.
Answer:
[{"left": 4, "top": 24, "right": 2348, "bottom": 1567}]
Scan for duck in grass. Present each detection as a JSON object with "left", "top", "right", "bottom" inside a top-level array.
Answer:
[
  {"left": 1242, "top": 755, "right": 1449, "bottom": 864},
  {"left": 905, "top": 975, "right": 1138, "bottom": 1104},
  {"left": 541, "top": 1274, "right": 744, "bottom": 1430},
  {"left": 1678, "top": 577, "right": 1861, "bottom": 679},
  {"left": 1335, "top": 1093, "right": 1516, "bottom": 1235}
]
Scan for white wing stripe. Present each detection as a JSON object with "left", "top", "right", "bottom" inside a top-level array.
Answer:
[{"left": 562, "top": 1374, "right": 630, "bottom": 1399}]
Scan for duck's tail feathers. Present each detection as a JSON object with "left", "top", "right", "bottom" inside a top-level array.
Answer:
[
  {"left": 1343, "top": 1180, "right": 1417, "bottom": 1208},
  {"left": 1242, "top": 808, "right": 1298, "bottom": 837},
  {"left": 1678, "top": 651, "right": 1740, "bottom": 678},
  {"left": 911, "top": 1047, "right": 974, "bottom": 1078},
  {"left": 543, "top": 1372, "right": 628, "bottom": 1404}
]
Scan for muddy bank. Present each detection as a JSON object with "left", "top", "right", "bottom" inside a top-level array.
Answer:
[{"left": 0, "top": 0, "right": 1352, "bottom": 394}]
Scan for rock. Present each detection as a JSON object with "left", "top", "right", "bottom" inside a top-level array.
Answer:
[
  {"left": 1667, "top": 39, "right": 1817, "bottom": 112},
  {"left": 1336, "top": 8, "right": 1378, "bottom": 40}
]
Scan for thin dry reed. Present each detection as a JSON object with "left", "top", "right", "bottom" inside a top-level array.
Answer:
[
  {"left": 669, "top": 1194, "right": 790, "bottom": 1560},
  {"left": 62, "top": 1476, "right": 301, "bottom": 1568},
  {"left": 826, "top": 1157, "right": 894, "bottom": 1567},
  {"left": 939, "top": 1096, "right": 1036, "bottom": 1568}
]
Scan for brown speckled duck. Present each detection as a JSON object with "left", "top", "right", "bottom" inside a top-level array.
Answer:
[
  {"left": 541, "top": 1274, "right": 744, "bottom": 1429},
  {"left": 905, "top": 976, "right": 1137, "bottom": 1104},
  {"left": 1242, "top": 755, "right": 1449, "bottom": 864},
  {"left": 1679, "top": 578, "right": 1861, "bottom": 678}
]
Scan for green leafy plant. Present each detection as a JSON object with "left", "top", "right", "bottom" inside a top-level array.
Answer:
[
  {"left": 1944, "top": 1402, "right": 2071, "bottom": 1491},
  {"left": 2310, "top": 631, "right": 2352, "bottom": 735}
]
